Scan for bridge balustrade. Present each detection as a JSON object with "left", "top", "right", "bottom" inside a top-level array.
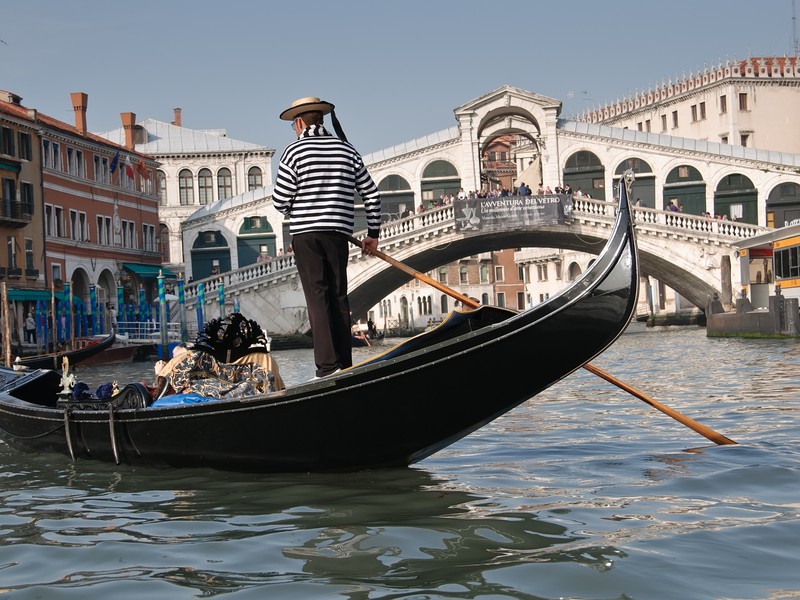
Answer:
[
  {"left": 571, "top": 196, "right": 616, "bottom": 218},
  {"left": 179, "top": 198, "right": 767, "bottom": 313},
  {"left": 631, "top": 205, "right": 763, "bottom": 239},
  {"left": 379, "top": 205, "right": 456, "bottom": 242},
  {"left": 183, "top": 254, "right": 297, "bottom": 304}
]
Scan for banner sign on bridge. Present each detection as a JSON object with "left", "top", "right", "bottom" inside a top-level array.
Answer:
[{"left": 454, "top": 194, "right": 573, "bottom": 232}]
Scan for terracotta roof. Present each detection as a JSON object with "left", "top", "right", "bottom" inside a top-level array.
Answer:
[
  {"left": 0, "top": 97, "right": 141, "bottom": 156},
  {"left": 739, "top": 56, "right": 799, "bottom": 71}
]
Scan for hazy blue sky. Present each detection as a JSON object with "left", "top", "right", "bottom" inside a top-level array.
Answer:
[{"left": 0, "top": 0, "right": 795, "bottom": 159}]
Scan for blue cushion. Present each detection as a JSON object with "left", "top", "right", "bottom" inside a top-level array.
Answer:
[{"left": 150, "top": 393, "right": 221, "bottom": 407}]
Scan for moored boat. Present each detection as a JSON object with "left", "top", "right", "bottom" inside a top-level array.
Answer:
[
  {"left": 0, "top": 175, "right": 639, "bottom": 473},
  {"left": 77, "top": 335, "right": 155, "bottom": 366},
  {"left": 12, "top": 332, "right": 116, "bottom": 370}
]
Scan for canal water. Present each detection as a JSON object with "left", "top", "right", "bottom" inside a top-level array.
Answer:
[{"left": 1, "top": 326, "right": 799, "bottom": 599}]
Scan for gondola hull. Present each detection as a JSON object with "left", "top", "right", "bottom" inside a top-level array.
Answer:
[
  {"left": 15, "top": 332, "right": 116, "bottom": 370},
  {"left": 0, "top": 181, "right": 639, "bottom": 473}
]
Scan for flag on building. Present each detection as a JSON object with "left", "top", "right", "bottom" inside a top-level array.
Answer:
[
  {"left": 136, "top": 157, "right": 150, "bottom": 180},
  {"left": 110, "top": 149, "right": 120, "bottom": 173},
  {"left": 124, "top": 156, "right": 135, "bottom": 179}
]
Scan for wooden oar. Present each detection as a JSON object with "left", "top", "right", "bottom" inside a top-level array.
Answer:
[{"left": 347, "top": 234, "right": 737, "bottom": 446}]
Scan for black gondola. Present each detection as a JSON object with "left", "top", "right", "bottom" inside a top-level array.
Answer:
[
  {"left": 14, "top": 332, "right": 116, "bottom": 370},
  {"left": 0, "top": 175, "right": 638, "bottom": 473}
]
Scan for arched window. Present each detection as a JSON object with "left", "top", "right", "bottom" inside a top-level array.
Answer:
[
  {"left": 459, "top": 266, "right": 468, "bottom": 284},
  {"left": 423, "top": 160, "right": 459, "bottom": 178},
  {"left": 421, "top": 160, "right": 460, "bottom": 208},
  {"left": 158, "top": 223, "right": 170, "bottom": 262},
  {"left": 440, "top": 294, "right": 448, "bottom": 314},
  {"left": 378, "top": 174, "right": 414, "bottom": 218},
  {"left": 218, "top": 167, "right": 233, "bottom": 199},
  {"left": 567, "top": 262, "right": 583, "bottom": 282},
  {"left": 157, "top": 170, "right": 167, "bottom": 205},
  {"left": 614, "top": 157, "right": 653, "bottom": 175},
  {"left": 248, "top": 166, "right": 263, "bottom": 191},
  {"left": 179, "top": 169, "right": 194, "bottom": 205},
  {"left": 198, "top": 168, "right": 213, "bottom": 205}
]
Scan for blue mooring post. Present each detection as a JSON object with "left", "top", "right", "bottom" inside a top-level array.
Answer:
[
  {"left": 116, "top": 282, "right": 124, "bottom": 335},
  {"left": 218, "top": 278, "right": 225, "bottom": 319},
  {"left": 89, "top": 284, "right": 97, "bottom": 335},
  {"left": 63, "top": 280, "right": 72, "bottom": 346},
  {"left": 177, "top": 277, "right": 188, "bottom": 343},
  {"left": 196, "top": 283, "right": 206, "bottom": 331},
  {"left": 157, "top": 270, "right": 168, "bottom": 360}
]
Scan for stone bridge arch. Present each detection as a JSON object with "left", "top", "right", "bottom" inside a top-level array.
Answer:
[
  {"left": 185, "top": 202, "right": 766, "bottom": 336},
  {"left": 345, "top": 226, "right": 728, "bottom": 318}
]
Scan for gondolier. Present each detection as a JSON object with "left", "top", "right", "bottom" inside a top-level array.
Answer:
[{"left": 273, "top": 96, "right": 381, "bottom": 378}]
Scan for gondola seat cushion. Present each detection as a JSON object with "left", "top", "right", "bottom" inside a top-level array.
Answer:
[
  {"left": 56, "top": 382, "right": 154, "bottom": 410},
  {"left": 153, "top": 349, "right": 283, "bottom": 401},
  {"left": 150, "top": 393, "right": 220, "bottom": 407}
]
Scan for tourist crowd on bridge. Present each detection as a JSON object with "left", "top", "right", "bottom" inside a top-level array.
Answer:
[{"left": 410, "top": 182, "right": 577, "bottom": 213}]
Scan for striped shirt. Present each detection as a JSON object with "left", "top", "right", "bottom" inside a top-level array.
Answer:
[{"left": 273, "top": 124, "right": 381, "bottom": 239}]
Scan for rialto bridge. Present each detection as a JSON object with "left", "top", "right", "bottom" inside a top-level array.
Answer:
[
  {"left": 172, "top": 84, "right": 799, "bottom": 335},
  {"left": 181, "top": 199, "right": 766, "bottom": 337}
]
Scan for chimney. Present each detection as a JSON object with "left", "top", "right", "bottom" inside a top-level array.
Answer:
[
  {"left": 70, "top": 92, "right": 88, "bottom": 135},
  {"left": 171, "top": 107, "right": 182, "bottom": 127},
  {"left": 120, "top": 112, "right": 136, "bottom": 149},
  {"left": 0, "top": 90, "right": 23, "bottom": 105}
]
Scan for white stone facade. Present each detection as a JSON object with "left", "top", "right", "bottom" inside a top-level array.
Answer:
[
  {"left": 578, "top": 56, "right": 800, "bottom": 155},
  {"left": 96, "top": 116, "right": 274, "bottom": 276}
]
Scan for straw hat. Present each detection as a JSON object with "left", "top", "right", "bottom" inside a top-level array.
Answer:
[{"left": 279, "top": 96, "right": 335, "bottom": 121}]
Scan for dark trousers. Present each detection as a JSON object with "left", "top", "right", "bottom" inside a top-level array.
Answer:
[{"left": 292, "top": 232, "right": 353, "bottom": 377}]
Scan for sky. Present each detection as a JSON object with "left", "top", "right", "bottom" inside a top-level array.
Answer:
[{"left": 0, "top": 0, "right": 796, "bottom": 162}]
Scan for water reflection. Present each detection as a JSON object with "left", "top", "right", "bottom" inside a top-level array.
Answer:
[{"left": 0, "top": 450, "right": 631, "bottom": 597}]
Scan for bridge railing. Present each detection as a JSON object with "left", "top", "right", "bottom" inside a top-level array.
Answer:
[
  {"left": 571, "top": 196, "right": 617, "bottom": 218},
  {"left": 180, "top": 198, "right": 767, "bottom": 305},
  {"left": 631, "top": 204, "right": 764, "bottom": 240},
  {"left": 182, "top": 254, "right": 298, "bottom": 305},
  {"left": 378, "top": 205, "right": 456, "bottom": 243},
  {"left": 572, "top": 196, "right": 766, "bottom": 240},
  {"left": 182, "top": 206, "right": 457, "bottom": 305}
]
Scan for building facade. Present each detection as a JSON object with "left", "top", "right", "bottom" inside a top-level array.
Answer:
[
  {"left": 578, "top": 57, "right": 800, "bottom": 156},
  {"left": 577, "top": 56, "right": 800, "bottom": 228},
  {"left": 96, "top": 109, "right": 274, "bottom": 278},
  {"left": 0, "top": 91, "right": 47, "bottom": 344},
  {"left": 1, "top": 90, "right": 163, "bottom": 339}
]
